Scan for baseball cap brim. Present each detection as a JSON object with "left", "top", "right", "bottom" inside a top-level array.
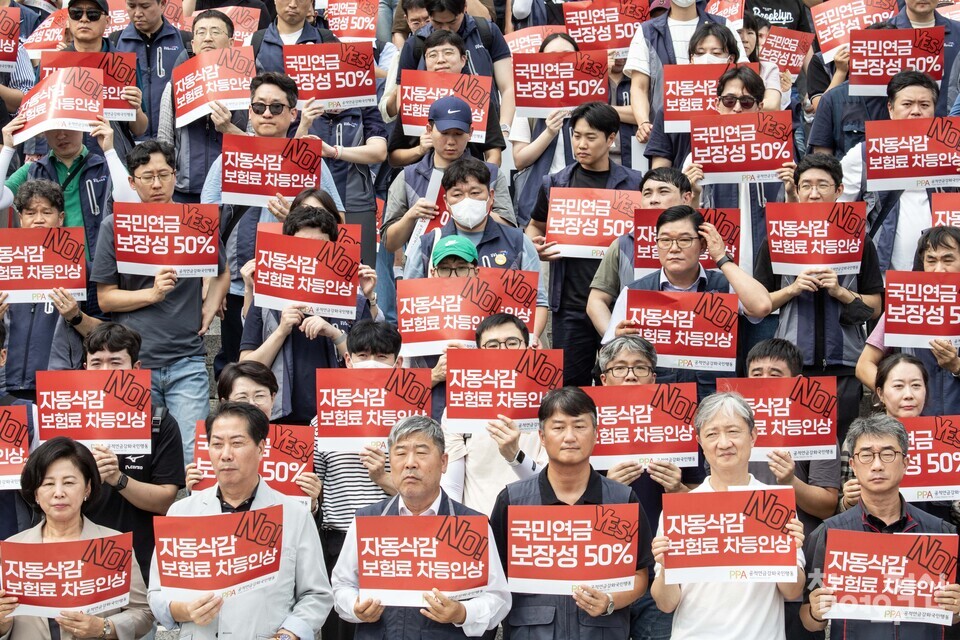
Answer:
[
  {"left": 431, "top": 119, "right": 472, "bottom": 134},
  {"left": 68, "top": 0, "right": 110, "bottom": 14}
]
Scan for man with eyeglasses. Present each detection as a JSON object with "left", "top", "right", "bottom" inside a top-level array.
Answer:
[
  {"left": 801, "top": 414, "right": 960, "bottom": 638},
  {"left": 602, "top": 205, "right": 772, "bottom": 399},
  {"left": 440, "top": 312, "right": 548, "bottom": 516},
  {"left": 753, "top": 152, "right": 884, "bottom": 442},
  {"left": 92, "top": 140, "right": 230, "bottom": 465}
]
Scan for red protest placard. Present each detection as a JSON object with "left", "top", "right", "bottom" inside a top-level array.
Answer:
[
  {"left": 315, "top": 368, "right": 432, "bottom": 452},
  {"left": 865, "top": 117, "right": 960, "bottom": 191},
  {"left": 901, "top": 415, "right": 960, "bottom": 502},
  {"left": 41, "top": 51, "right": 138, "bottom": 121},
  {"left": 584, "top": 383, "right": 699, "bottom": 470},
  {"left": 114, "top": 202, "right": 220, "bottom": 277},
  {"left": 932, "top": 192, "right": 960, "bottom": 227},
  {"left": 507, "top": 504, "right": 640, "bottom": 594},
  {"left": 326, "top": 0, "right": 377, "bottom": 41},
  {"left": 357, "top": 515, "right": 490, "bottom": 605},
  {"left": 154, "top": 506, "right": 283, "bottom": 600},
  {"left": 36, "top": 369, "right": 151, "bottom": 455},
  {"left": 221, "top": 135, "right": 324, "bottom": 207},
  {"left": 545, "top": 187, "right": 641, "bottom": 259},
  {"left": 662, "top": 488, "right": 798, "bottom": 583},
  {"left": 705, "top": 0, "right": 743, "bottom": 27},
  {"left": 399, "top": 70, "right": 491, "bottom": 143},
  {"left": 633, "top": 208, "right": 742, "bottom": 278},
  {"left": 505, "top": 25, "right": 567, "bottom": 55},
  {"left": 253, "top": 228, "right": 359, "bottom": 319},
  {"left": 823, "top": 529, "right": 958, "bottom": 625},
  {"left": 446, "top": 348, "right": 563, "bottom": 433},
  {"left": 811, "top": 0, "right": 898, "bottom": 63},
  {"left": 765, "top": 202, "right": 866, "bottom": 276},
  {"left": 0, "top": 533, "right": 134, "bottom": 617},
  {"left": 258, "top": 221, "right": 363, "bottom": 248},
  {"left": 13, "top": 67, "right": 103, "bottom": 145},
  {"left": 24, "top": 9, "right": 67, "bottom": 60},
  {"left": 625, "top": 290, "right": 738, "bottom": 371},
  {"left": 105, "top": 0, "right": 129, "bottom": 35},
  {"left": 691, "top": 110, "right": 793, "bottom": 184},
  {"left": 716, "top": 377, "right": 838, "bottom": 461},
  {"left": 514, "top": 50, "right": 608, "bottom": 119},
  {"left": 658, "top": 63, "right": 756, "bottom": 133},
  {"left": 0, "top": 227, "right": 86, "bottom": 303},
  {"left": 561, "top": 0, "right": 647, "bottom": 55},
  {"left": 397, "top": 269, "right": 539, "bottom": 357},
  {"left": 0, "top": 405, "right": 29, "bottom": 491},
  {"left": 0, "top": 7, "right": 19, "bottom": 73},
  {"left": 163, "top": 0, "right": 185, "bottom": 28},
  {"left": 884, "top": 270, "right": 960, "bottom": 348},
  {"left": 173, "top": 46, "right": 255, "bottom": 127},
  {"left": 759, "top": 27, "right": 815, "bottom": 76},
  {"left": 849, "top": 27, "right": 944, "bottom": 97},
  {"left": 283, "top": 43, "right": 377, "bottom": 109}
]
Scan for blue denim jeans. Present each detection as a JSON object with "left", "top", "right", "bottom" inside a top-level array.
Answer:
[
  {"left": 630, "top": 591, "right": 673, "bottom": 640},
  {"left": 151, "top": 355, "right": 209, "bottom": 464},
  {"left": 377, "top": 0, "right": 397, "bottom": 45}
]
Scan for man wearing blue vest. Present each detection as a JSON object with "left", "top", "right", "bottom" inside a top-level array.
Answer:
[
  {"left": 490, "top": 386, "right": 654, "bottom": 639},
  {"left": 331, "top": 415, "right": 512, "bottom": 638},
  {"left": 250, "top": 0, "right": 337, "bottom": 73}
]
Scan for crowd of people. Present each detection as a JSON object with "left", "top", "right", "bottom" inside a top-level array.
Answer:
[{"left": 1, "top": 0, "right": 960, "bottom": 637}]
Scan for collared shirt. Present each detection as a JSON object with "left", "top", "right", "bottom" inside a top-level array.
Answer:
[
  {"left": 860, "top": 497, "right": 914, "bottom": 534},
  {"left": 658, "top": 265, "right": 708, "bottom": 292},
  {"left": 398, "top": 492, "right": 443, "bottom": 516},
  {"left": 217, "top": 481, "right": 259, "bottom": 513}
]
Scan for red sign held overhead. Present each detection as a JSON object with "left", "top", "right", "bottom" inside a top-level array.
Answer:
[
  {"left": 705, "top": 0, "right": 743, "bottom": 27},
  {"left": 283, "top": 43, "right": 377, "bottom": 109},
  {"left": 865, "top": 117, "right": 960, "bottom": 191},
  {"left": 884, "top": 270, "right": 960, "bottom": 348},
  {"left": 0, "top": 405, "right": 29, "bottom": 491},
  {"left": 221, "top": 135, "right": 325, "bottom": 207},
  {"left": 114, "top": 203, "right": 220, "bottom": 277},
  {"left": 810, "top": 0, "right": 899, "bottom": 63},
  {"left": 0, "top": 227, "right": 86, "bottom": 303},
  {"left": 173, "top": 46, "right": 256, "bottom": 127},
  {"left": 514, "top": 51, "right": 608, "bottom": 118},
  {"left": 399, "top": 70, "right": 491, "bottom": 143},
  {"left": 690, "top": 110, "right": 793, "bottom": 184},
  {"left": 759, "top": 27, "right": 815, "bottom": 76},
  {"left": 13, "top": 67, "right": 103, "bottom": 145},
  {"left": 505, "top": 25, "right": 567, "bottom": 55},
  {"left": 765, "top": 202, "right": 866, "bottom": 276},
  {"left": 545, "top": 188, "right": 642, "bottom": 259},
  {"left": 41, "top": 51, "right": 138, "bottom": 121},
  {"left": 901, "top": 415, "right": 960, "bottom": 502},
  {"left": 849, "top": 27, "right": 944, "bottom": 96},
  {"left": 561, "top": 0, "right": 647, "bottom": 55}
]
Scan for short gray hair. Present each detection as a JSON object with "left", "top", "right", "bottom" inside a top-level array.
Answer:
[
  {"left": 694, "top": 391, "right": 754, "bottom": 435},
  {"left": 843, "top": 414, "right": 909, "bottom": 457},
  {"left": 388, "top": 415, "right": 445, "bottom": 454},
  {"left": 597, "top": 336, "right": 658, "bottom": 372}
]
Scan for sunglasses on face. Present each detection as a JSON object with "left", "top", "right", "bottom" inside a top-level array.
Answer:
[
  {"left": 68, "top": 7, "right": 105, "bottom": 20},
  {"left": 250, "top": 102, "right": 290, "bottom": 115},
  {"left": 718, "top": 94, "right": 758, "bottom": 109}
]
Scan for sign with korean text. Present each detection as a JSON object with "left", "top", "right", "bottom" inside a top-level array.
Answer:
[
  {"left": 0, "top": 533, "right": 133, "bottom": 617},
  {"left": 765, "top": 202, "right": 866, "bottom": 276},
  {"left": 939, "top": 0, "right": 960, "bottom": 20},
  {"left": 162, "top": 0, "right": 185, "bottom": 29},
  {"left": 0, "top": 7, "right": 19, "bottom": 73},
  {"left": 258, "top": 220, "right": 363, "bottom": 247},
  {"left": 105, "top": 0, "right": 130, "bottom": 35},
  {"left": 221, "top": 135, "right": 324, "bottom": 207},
  {"left": 315, "top": 368, "right": 432, "bottom": 451},
  {"left": 823, "top": 529, "right": 958, "bottom": 625},
  {"left": 633, "top": 207, "right": 742, "bottom": 278},
  {"left": 41, "top": 51, "right": 138, "bottom": 121},
  {"left": 811, "top": 0, "right": 898, "bottom": 63},
  {"left": 584, "top": 384, "right": 699, "bottom": 469},
  {"left": 865, "top": 117, "right": 960, "bottom": 190},
  {"left": 283, "top": 43, "right": 377, "bottom": 109},
  {"left": 759, "top": 27, "right": 815, "bottom": 76},
  {"left": 900, "top": 416, "right": 960, "bottom": 502},
  {"left": 932, "top": 192, "right": 960, "bottom": 227},
  {"left": 326, "top": 0, "right": 378, "bottom": 41},
  {"left": 0, "top": 227, "right": 86, "bottom": 303},
  {"left": 13, "top": 67, "right": 103, "bottom": 145},
  {"left": 661, "top": 488, "right": 798, "bottom": 583},
  {"left": 173, "top": 46, "right": 255, "bottom": 127},
  {"left": 0, "top": 405, "right": 29, "bottom": 491},
  {"left": 36, "top": 369, "right": 151, "bottom": 455},
  {"left": 514, "top": 50, "right": 608, "bottom": 118},
  {"left": 690, "top": 110, "right": 793, "bottom": 184},
  {"left": 397, "top": 270, "right": 538, "bottom": 357},
  {"left": 114, "top": 203, "right": 220, "bottom": 277},
  {"left": 153, "top": 506, "right": 284, "bottom": 600},
  {"left": 705, "top": 0, "right": 743, "bottom": 28},
  {"left": 505, "top": 25, "right": 567, "bottom": 55},
  {"left": 399, "top": 70, "right": 490, "bottom": 143},
  {"left": 445, "top": 349, "right": 563, "bottom": 433},
  {"left": 253, "top": 228, "right": 359, "bottom": 319},
  {"left": 545, "top": 187, "right": 641, "bottom": 258},
  {"left": 507, "top": 504, "right": 640, "bottom": 594},
  {"left": 716, "top": 377, "right": 838, "bottom": 461},
  {"left": 24, "top": 9, "right": 67, "bottom": 60},
  {"left": 661, "top": 63, "right": 759, "bottom": 133},
  {"left": 357, "top": 515, "right": 490, "bottom": 606},
  {"left": 849, "top": 27, "right": 943, "bottom": 96},
  {"left": 884, "top": 270, "right": 960, "bottom": 348},
  {"left": 561, "top": 0, "right": 647, "bottom": 56},
  {"left": 625, "top": 290, "right": 738, "bottom": 370}
]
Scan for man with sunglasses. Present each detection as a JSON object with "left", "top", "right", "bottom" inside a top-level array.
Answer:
[{"left": 801, "top": 414, "right": 960, "bottom": 638}]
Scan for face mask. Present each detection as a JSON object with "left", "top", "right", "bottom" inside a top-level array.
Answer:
[
  {"left": 351, "top": 359, "right": 394, "bottom": 369},
  {"left": 450, "top": 197, "right": 488, "bottom": 230},
  {"left": 693, "top": 53, "right": 732, "bottom": 65},
  {"left": 671, "top": 0, "right": 695, "bottom": 8}
]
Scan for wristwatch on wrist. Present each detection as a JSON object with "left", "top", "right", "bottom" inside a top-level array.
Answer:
[
  {"left": 367, "top": 292, "right": 378, "bottom": 306},
  {"left": 507, "top": 450, "right": 525, "bottom": 467},
  {"left": 333, "top": 330, "right": 348, "bottom": 346},
  {"left": 100, "top": 618, "right": 110, "bottom": 639},
  {"left": 68, "top": 310, "right": 83, "bottom": 326},
  {"left": 601, "top": 593, "right": 615, "bottom": 616},
  {"left": 500, "top": 123, "right": 511, "bottom": 134},
  {"left": 715, "top": 255, "right": 733, "bottom": 269},
  {"left": 115, "top": 473, "right": 129, "bottom": 491}
]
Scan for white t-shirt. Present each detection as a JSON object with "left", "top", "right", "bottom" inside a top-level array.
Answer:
[
  {"left": 509, "top": 115, "right": 568, "bottom": 175},
  {"left": 657, "top": 475, "right": 803, "bottom": 640},
  {"left": 279, "top": 28, "right": 304, "bottom": 45}
]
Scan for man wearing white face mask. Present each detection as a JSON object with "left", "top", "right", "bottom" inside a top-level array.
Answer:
[{"left": 403, "top": 156, "right": 549, "bottom": 339}]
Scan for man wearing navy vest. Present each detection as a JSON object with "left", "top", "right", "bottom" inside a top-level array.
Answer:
[
  {"left": 490, "top": 386, "right": 654, "bottom": 639},
  {"left": 802, "top": 414, "right": 960, "bottom": 638},
  {"left": 331, "top": 415, "right": 512, "bottom": 638},
  {"left": 251, "top": 0, "right": 337, "bottom": 73}
]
